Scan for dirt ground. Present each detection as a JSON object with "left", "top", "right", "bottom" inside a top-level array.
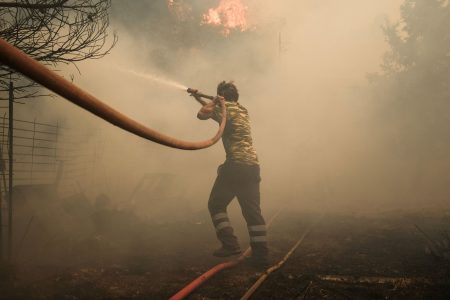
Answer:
[{"left": 1, "top": 208, "right": 450, "bottom": 299}]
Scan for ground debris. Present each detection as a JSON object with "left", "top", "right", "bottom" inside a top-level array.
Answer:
[
  {"left": 415, "top": 223, "right": 450, "bottom": 260},
  {"left": 317, "top": 274, "right": 447, "bottom": 287},
  {"left": 2, "top": 212, "right": 450, "bottom": 299}
]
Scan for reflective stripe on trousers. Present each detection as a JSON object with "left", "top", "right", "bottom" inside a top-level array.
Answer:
[
  {"left": 212, "top": 212, "right": 232, "bottom": 232},
  {"left": 248, "top": 224, "right": 267, "bottom": 243}
]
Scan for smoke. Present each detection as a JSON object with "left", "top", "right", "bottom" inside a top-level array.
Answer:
[
  {"left": 115, "top": 67, "right": 188, "bottom": 91},
  {"left": 16, "top": 0, "right": 448, "bottom": 225}
]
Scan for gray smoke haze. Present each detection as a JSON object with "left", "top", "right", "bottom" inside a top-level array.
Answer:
[{"left": 20, "top": 0, "right": 447, "bottom": 220}]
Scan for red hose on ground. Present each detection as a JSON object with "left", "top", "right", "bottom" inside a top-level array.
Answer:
[
  {"left": 169, "top": 260, "right": 239, "bottom": 300},
  {"left": 169, "top": 209, "right": 284, "bottom": 300}
]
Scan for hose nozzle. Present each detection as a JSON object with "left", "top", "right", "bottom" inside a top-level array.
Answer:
[{"left": 187, "top": 88, "right": 214, "bottom": 100}]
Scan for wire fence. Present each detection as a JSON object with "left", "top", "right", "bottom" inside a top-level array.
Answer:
[
  {"left": 0, "top": 109, "right": 102, "bottom": 262},
  {"left": 0, "top": 114, "right": 59, "bottom": 185}
]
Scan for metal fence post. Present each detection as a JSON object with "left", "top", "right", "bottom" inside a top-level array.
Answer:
[
  {"left": 8, "top": 81, "right": 13, "bottom": 262},
  {"left": 0, "top": 133, "right": 2, "bottom": 262},
  {"left": 0, "top": 113, "right": 7, "bottom": 261}
]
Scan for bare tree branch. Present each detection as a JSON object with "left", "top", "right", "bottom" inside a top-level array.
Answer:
[
  {"left": 0, "top": 0, "right": 68, "bottom": 9},
  {"left": 0, "top": 0, "right": 117, "bottom": 99}
]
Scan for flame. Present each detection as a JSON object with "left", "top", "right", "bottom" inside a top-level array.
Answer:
[{"left": 202, "top": 0, "right": 250, "bottom": 35}]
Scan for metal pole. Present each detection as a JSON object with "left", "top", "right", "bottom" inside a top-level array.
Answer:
[
  {"left": 0, "top": 138, "right": 3, "bottom": 262},
  {"left": 0, "top": 114, "right": 7, "bottom": 261},
  {"left": 8, "top": 81, "right": 13, "bottom": 262},
  {"left": 0, "top": 113, "right": 5, "bottom": 262}
]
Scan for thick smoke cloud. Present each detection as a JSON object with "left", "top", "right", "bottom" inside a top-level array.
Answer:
[{"left": 23, "top": 0, "right": 438, "bottom": 220}]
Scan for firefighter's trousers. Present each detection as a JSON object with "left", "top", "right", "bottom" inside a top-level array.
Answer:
[{"left": 208, "top": 162, "right": 268, "bottom": 257}]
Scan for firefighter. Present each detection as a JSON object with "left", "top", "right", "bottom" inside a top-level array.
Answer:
[{"left": 194, "top": 81, "right": 268, "bottom": 265}]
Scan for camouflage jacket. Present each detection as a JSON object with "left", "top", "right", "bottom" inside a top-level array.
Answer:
[{"left": 212, "top": 101, "right": 259, "bottom": 166}]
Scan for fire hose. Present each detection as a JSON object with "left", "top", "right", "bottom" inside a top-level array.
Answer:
[
  {"left": 239, "top": 217, "right": 322, "bottom": 300},
  {"left": 0, "top": 38, "right": 226, "bottom": 150},
  {"left": 170, "top": 212, "right": 322, "bottom": 300},
  {"left": 169, "top": 207, "right": 285, "bottom": 300}
]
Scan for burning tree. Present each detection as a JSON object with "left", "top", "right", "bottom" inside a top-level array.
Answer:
[
  {"left": 167, "top": 0, "right": 252, "bottom": 36},
  {"left": 201, "top": 0, "right": 250, "bottom": 36},
  {"left": 0, "top": 0, "right": 117, "bottom": 99}
]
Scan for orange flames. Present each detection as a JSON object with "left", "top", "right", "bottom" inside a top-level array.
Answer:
[{"left": 202, "top": 0, "right": 250, "bottom": 35}]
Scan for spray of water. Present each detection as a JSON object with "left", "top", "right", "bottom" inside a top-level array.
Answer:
[{"left": 117, "top": 67, "right": 188, "bottom": 90}]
